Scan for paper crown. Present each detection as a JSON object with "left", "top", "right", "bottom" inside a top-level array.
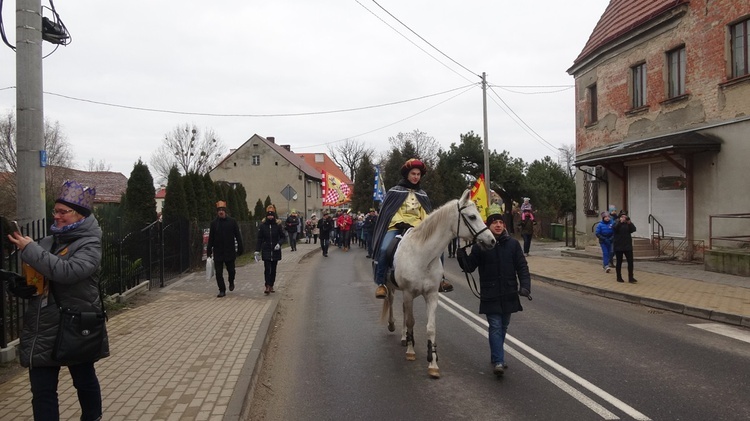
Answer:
[
  {"left": 56, "top": 180, "right": 95, "bottom": 216},
  {"left": 486, "top": 203, "right": 503, "bottom": 218},
  {"left": 216, "top": 200, "right": 227, "bottom": 209}
]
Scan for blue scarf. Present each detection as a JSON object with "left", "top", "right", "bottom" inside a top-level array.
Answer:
[{"left": 50, "top": 217, "right": 86, "bottom": 234}]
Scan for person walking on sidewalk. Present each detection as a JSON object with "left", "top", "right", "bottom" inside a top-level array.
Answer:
[
  {"left": 207, "top": 201, "right": 244, "bottom": 297},
  {"left": 338, "top": 209, "right": 353, "bottom": 251},
  {"left": 285, "top": 210, "right": 300, "bottom": 251},
  {"left": 595, "top": 211, "right": 614, "bottom": 273},
  {"left": 517, "top": 211, "right": 536, "bottom": 256},
  {"left": 371, "top": 158, "right": 453, "bottom": 298},
  {"left": 363, "top": 208, "right": 377, "bottom": 258},
  {"left": 318, "top": 211, "right": 334, "bottom": 257},
  {"left": 613, "top": 211, "right": 637, "bottom": 283},
  {"left": 7, "top": 180, "right": 109, "bottom": 421},
  {"left": 456, "top": 204, "right": 531, "bottom": 377},
  {"left": 256, "top": 209, "right": 284, "bottom": 294}
]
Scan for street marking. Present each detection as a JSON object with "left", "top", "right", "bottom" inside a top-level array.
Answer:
[
  {"left": 439, "top": 295, "right": 651, "bottom": 421},
  {"left": 688, "top": 323, "right": 750, "bottom": 344}
]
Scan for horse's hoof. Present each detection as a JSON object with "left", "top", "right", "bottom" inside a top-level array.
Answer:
[
  {"left": 406, "top": 352, "right": 416, "bottom": 361},
  {"left": 428, "top": 368, "right": 440, "bottom": 378},
  {"left": 401, "top": 339, "right": 407, "bottom": 346},
  {"left": 388, "top": 322, "right": 395, "bottom": 332}
]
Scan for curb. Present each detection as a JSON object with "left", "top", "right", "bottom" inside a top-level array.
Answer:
[{"left": 531, "top": 273, "right": 750, "bottom": 328}]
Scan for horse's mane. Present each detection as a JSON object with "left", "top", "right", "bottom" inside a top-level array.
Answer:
[{"left": 408, "top": 199, "right": 460, "bottom": 243}]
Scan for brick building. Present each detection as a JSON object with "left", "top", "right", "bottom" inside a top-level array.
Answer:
[{"left": 567, "top": 0, "right": 750, "bottom": 258}]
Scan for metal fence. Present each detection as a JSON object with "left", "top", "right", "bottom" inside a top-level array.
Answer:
[{"left": 2, "top": 215, "right": 259, "bottom": 349}]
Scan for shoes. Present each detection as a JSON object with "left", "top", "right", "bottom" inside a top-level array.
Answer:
[
  {"left": 375, "top": 284, "right": 387, "bottom": 299},
  {"left": 439, "top": 279, "right": 454, "bottom": 292},
  {"left": 493, "top": 363, "right": 505, "bottom": 376},
  {"left": 229, "top": 281, "right": 235, "bottom": 291},
  {"left": 264, "top": 285, "right": 270, "bottom": 295},
  {"left": 366, "top": 255, "right": 371, "bottom": 258},
  {"left": 604, "top": 266, "right": 610, "bottom": 273},
  {"left": 269, "top": 286, "right": 276, "bottom": 293},
  {"left": 629, "top": 278, "right": 638, "bottom": 283},
  {"left": 616, "top": 278, "right": 625, "bottom": 283},
  {"left": 323, "top": 253, "right": 328, "bottom": 257},
  {"left": 217, "top": 291, "right": 226, "bottom": 297}
]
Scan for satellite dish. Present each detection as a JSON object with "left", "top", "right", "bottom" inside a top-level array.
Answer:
[{"left": 292, "top": 194, "right": 298, "bottom": 200}]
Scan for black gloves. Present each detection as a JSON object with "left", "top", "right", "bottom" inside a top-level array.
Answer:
[
  {"left": 1, "top": 269, "right": 36, "bottom": 299},
  {"left": 519, "top": 288, "right": 531, "bottom": 299},
  {"left": 456, "top": 248, "right": 467, "bottom": 260},
  {"left": 394, "top": 222, "right": 413, "bottom": 232}
]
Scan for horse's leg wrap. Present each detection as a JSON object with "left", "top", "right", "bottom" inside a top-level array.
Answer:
[
  {"left": 406, "top": 331, "right": 415, "bottom": 347},
  {"left": 427, "top": 340, "right": 438, "bottom": 363}
]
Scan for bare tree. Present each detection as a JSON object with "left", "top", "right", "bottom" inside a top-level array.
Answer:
[
  {"left": 388, "top": 129, "right": 441, "bottom": 167},
  {"left": 86, "top": 158, "right": 112, "bottom": 172},
  {"left": 150, "top": 123, "right": 226, "bottom": 182},
  {"left": 327, "top": 138, "right": 375, "bottom": 181},
  {"left": 0, "top": 110, "right": 75, "bottom": 217},
  {"left": 557, "top": 144, "right": 576, "bottom": 178}
]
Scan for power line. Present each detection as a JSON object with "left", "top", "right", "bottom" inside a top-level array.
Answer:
[
  {"left": 13, "top": 84, "right": 476, "bottom": 117},
  {"left": 487, "top": 84, "right": 560, "bottom": 153},
  {"left": 295, "top": 83, "right": 479, "bottom": 150},
  {"left": 491, "top": 85, "right": 574, "bottom": 95},
  {"left": 368, "top": 0, "right": 479, "bottom": 80},
  {"left": 354, "top": 0, "right": 474, "bottom": 84}
]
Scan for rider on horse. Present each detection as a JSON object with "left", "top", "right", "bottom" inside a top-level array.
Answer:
[{"left": 371, "top": 158, "right": 454, "bottom": 298}]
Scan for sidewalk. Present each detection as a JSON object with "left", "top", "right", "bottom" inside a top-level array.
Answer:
[
  {"left": 0, "top": 239, "right": 748, "bottom": 420},
  {"left": 0, "top": 240, "right": 321, "bottom": 421}
]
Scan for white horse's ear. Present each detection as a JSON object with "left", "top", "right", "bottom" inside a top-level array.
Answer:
[{"left": 460, "top": 189, "right": 471, "bottom": 204}]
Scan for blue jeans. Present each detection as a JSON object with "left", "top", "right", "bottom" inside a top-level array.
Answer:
[
  {"left": 374, "top": 230, "right": 398, "bottom": 285},
  {"left": 486, "top": 313, "right": 512, "bottom": 365},
  {"left": 599, "top": 241, "right": 612, "bottom": 268},
  {"left": 29, "top": 362, "right": 102, "bottom": 421}
]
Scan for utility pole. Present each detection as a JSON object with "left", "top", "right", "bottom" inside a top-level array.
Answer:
[
  {"left": 16, "top": 0, "right": 46, "bottom": 226},
  {"left": 482, "top": 72, "right": 490, "bottom": 199}
]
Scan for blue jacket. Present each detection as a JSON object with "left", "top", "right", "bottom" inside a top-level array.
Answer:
[{"left": 595, "top": 218, "right": 614, "bottom": 244}]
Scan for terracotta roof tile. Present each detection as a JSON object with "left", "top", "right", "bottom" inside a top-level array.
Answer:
[{"left": 573, "top": 0, "right": 688, "bottom": 66}]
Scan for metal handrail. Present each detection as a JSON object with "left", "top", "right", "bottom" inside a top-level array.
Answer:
[
  {"left": 708, "top": 213, "right": 750, "bottom": 249},
  {"left": 647, "top": 214, "right": 665, "bottom": 257}
]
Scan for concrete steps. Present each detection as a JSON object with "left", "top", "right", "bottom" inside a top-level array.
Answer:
[{"left": 574, "top": 237, "right": 673, "bottom": 261}]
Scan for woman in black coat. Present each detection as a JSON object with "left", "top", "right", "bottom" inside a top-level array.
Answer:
[
  {"left": 255, "top": 211, "right": 285, "bottom": 294},
  {"left": 457, "top": 206, "right": 530, "bottom": 376},
  {"left": 612, "top": 212, "right": 637, "bottom": 283}
]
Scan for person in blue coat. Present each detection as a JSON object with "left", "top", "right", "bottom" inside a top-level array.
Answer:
[
  {"left": 595, "top": 211, "right": 614, "bottom": 272},
  {"left": 456, "top": 204, "right": 531, "bottom": 377}
]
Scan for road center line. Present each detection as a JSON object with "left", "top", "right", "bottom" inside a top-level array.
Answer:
[{"left": 439, "top": 295, "right": 651, "bottom": 421}]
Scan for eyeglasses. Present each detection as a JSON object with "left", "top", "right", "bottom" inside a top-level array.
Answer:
[{"left": 52, "top": 208, "right": 76, "bottom": 216}]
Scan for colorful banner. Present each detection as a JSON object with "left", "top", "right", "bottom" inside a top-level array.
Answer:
[
  {"left": 322, "top": 170, "right": 352, "bottom": 206},
  {"left": 470, "top": 174, "right": 489, "bottom": 221},
  {"left": 373, "top": 165, "right": 385, "bottom": 201}
]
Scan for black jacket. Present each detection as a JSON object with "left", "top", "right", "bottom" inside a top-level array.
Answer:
[
  {"left": 256, "top": 219, "right": 284, "bottom": 261},
  {"left": 285, "top": 215, "right": 300, "bottom": 234},
  {"left": 612, "top": 219, "right": 636, "bottom": 251},
  {"left": 317, "top": 217, "right": 334, "bottom": 240},
  {"left": 458, "top": 231, "right": 530, "bottom": 315},
  {"left": 207, "top": 216, "right": 243, "bottom": 262}
]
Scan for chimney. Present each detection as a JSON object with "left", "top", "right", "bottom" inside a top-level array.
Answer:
[
  {"left": 267, "top": 136, "right": 275, "bottom": 143},
  {"left": 281, "top": 145, "right": 291, "bottom": 151}
]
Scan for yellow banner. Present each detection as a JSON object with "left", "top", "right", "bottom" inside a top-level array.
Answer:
[{"left": 470, "top": 174, "right": 488, "bottom": 221}]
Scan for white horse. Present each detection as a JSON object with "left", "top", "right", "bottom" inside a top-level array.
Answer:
[{"left": 380, "top": 189, "right": 496, "bottom": 378}]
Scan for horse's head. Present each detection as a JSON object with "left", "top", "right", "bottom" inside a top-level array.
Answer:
[{"left": 456, "top": 189, "right": 496, "bottom": 250}]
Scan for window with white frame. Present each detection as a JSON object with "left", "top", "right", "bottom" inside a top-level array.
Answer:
[
  {"left": 252, "top": 155, "right": 260, "bottom": 165},
  {"left": 731, "top": 19, "right": 750, "bottom": 78},
  {"left": 583, "top": 169, "right": 599, "bottom": 216},
  {"left": 667, "top": 46, "right": 686, "bottom": 97},
  {"left": 632, "top": 62, "right": 647, "bottom": 108}
]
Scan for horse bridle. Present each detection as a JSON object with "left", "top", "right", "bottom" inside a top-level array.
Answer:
[{"left": 455, "top": 202, "right": 490, "bottom": 248}]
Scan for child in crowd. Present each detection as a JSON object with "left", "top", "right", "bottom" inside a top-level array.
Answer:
[{"left": 520, "top": 197, "right": 535, "bottom": 221}]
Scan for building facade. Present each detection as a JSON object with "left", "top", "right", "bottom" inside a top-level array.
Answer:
[
  {"left": 209, "top": 135, "right": 323, "bottom": 218},
  {"left": 568, "top": 0, "right": 750, "bottom": 257}
]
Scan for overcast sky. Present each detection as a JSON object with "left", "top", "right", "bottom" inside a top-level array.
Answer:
[{"left": 0, "top": 0, "right": 607, "bottom": 178}]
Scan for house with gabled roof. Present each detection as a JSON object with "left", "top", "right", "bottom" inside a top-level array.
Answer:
[
  {"left": 567, "top": 0, "right": 750, "bottom": 267},
  {"left": 209, "top": 135, "right": 324, "bottom": 218},
  {"left": 297, "top": 152, "right": 353, "bottom": 198}
]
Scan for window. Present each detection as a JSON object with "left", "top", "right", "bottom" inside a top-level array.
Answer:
[
  {"left": 587, "top": 84, "right": 598, "bottom": 124},
  {"left": 731, "top": 19, "right": 750, "bottom": 78},
  {"left": 632, "top": 63, "right": 647, "bottom": 108},
  {"left": 252, "top": 155, "right": 260, "bottom": 165},
  {"left": 667, "top": 47, "right": 686, "bottom": 97},
  {"left": 583, "top": 170, "right": 599, "bottom": 216}
]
